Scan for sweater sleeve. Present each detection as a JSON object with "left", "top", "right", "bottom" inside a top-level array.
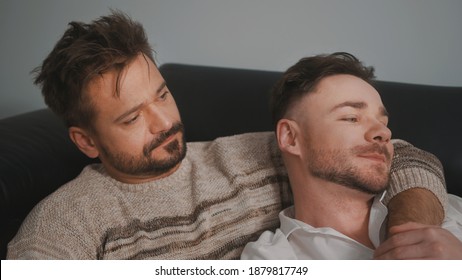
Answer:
[{"left": 384, "top": 139, "right": 448, "bottom": 213}]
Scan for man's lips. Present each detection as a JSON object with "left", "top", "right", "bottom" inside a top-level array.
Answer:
[
  {"left": 358, "top": 153, "right": 387, "bottom": 163},
  {"left": 150, "top": 132, "right": 179, "bottom": 152},
  {"left": 159, "top": 133, "right": 177, "bottom": 147}
]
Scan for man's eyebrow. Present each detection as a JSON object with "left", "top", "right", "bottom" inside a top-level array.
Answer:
[
  {"left": 330, "top": 101, "right": 367, "bottom": 112},
  {"left": 114, "top": 81, "right": 167, "bottom": 123},
  {"left": 330, "top": 101, "right": 389, "bottom": 117}
]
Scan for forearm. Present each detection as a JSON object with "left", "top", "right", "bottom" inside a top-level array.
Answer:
[
  {"left": 384, "top": 139, "right": 447, "bottom": 230},
  {"left": 387, "top": 188, "right": 444, "bottom": 229}
]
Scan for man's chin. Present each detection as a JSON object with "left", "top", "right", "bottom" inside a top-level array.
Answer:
[
  {"left": 157, "top": 138, "right": 187, "bottom": 168},
  {"left": 340, "top": 171, "right": 389, "bottom": 195},
  {"left": 359, "top": 178, "right": 390, "bottom": 195},
  {"left": 163, "top": 138, "right": 181, "bottom": 154}
]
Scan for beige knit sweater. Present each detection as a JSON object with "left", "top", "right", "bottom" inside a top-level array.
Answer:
[{"left": 7, "top": 132, "right": 446, "bottom": 259}]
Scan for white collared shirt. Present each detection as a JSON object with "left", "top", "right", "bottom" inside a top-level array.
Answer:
[{"left": 241, "top": 193, "right": 462, "bottom": 260}]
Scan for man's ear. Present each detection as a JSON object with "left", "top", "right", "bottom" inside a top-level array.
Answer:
[
  {"left": 276, "top": 119, "right": 302, "bottom": 156},
  {"left": 68, "top": 126, "right": 100, "bottom": 158}
]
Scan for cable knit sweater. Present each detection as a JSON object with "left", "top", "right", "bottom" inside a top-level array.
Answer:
[{"left": 7, "top": 132, "right": 446, "bottom": 259}]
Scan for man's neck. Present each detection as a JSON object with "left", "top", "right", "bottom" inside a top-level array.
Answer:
[{"left": 293, "top": 178, "right": 376, "bottom": 248}]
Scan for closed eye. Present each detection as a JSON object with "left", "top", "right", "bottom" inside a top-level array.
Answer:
[
  {"left": 380, "top": 116, "right": 389, "bottom": 126},
  {"left": 124, "top": 114, "right": 140, "bottom": 125},
  {"left": 158, "top": 91, "right": 170, "bottom": 101},
  {"left": 342, "top": 116, "right": 358, "bottom": 123}
]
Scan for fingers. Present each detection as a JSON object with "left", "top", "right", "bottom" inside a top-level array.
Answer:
[
  {"left": 374, "top": 224, "right": 428, "bottom": 259},
  {"left": 387, "top": 221, "right": 438, "bottom": 236},
  {"left": 375, "top": 222, "right": 462, "bottom": 259},
  {"left": 374, "top": 243, "right": 430, "bottom": 260}
]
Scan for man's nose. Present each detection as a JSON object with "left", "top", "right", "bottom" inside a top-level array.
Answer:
[
  {"left": 146, "top": 105, "right": 174, "bottom": 134},
  {"left": 366, "top": 121, "right": 392, "bottom": 143}
]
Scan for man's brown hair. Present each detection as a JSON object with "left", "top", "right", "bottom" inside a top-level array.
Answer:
[
  {"left": 33, "top": 11, "right": 154, "bottom": 128},
  {"left": 269, "top": 52, "right": 375, "bottom": 128}
]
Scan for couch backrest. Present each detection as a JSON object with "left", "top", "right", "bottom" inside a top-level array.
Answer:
[{"left": 160, "top": 63, "right": 278, "bottom": 141}]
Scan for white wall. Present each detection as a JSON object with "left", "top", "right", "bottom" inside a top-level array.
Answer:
[{"left": 1, "top": 0, "right": 461, "bottom": 119}]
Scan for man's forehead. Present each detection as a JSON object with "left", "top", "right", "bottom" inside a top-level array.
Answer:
[
  {"left": 87, "top": 54, "right": 158, "bottom": 93},
  {"left": 313, "top": 76, "right": 381, "bottom": 102},
  {"left": 329, "top": 100, "right": 389, "bottom": 116}
]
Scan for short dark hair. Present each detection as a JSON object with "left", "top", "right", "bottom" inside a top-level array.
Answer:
[
  {"left": 33, "top": 11, "right": 155, "bottom": 128},
  {"left": 269, "top": 52, "right": 375, "bottom": 128}
]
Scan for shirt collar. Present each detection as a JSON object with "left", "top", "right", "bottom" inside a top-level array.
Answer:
[{"left": 279, "top": 191, "right": 388, "bottom": 246}]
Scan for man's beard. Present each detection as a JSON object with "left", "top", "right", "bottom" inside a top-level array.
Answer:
[
  {"left": 306, "top": 143, "right": 391, "bottom": 195},
  {"left": 100, "top": 122, "right": 187, "bottom": 177}
]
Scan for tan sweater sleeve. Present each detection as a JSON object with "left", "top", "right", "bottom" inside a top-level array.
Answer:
[{"left": 384, "top": 139, "right": 448, "bottom": 213}]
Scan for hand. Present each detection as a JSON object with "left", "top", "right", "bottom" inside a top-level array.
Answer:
[{"left": 374, "top": 222, "right": 462, "bottom": 259}]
